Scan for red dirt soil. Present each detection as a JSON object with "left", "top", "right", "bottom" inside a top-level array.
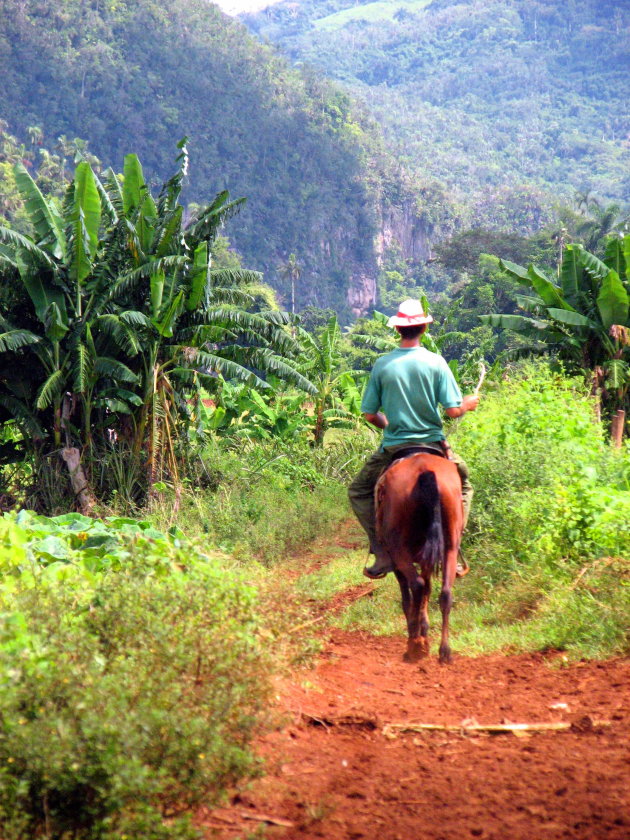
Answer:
[
  {"left": 197, "top": 528, "right": 630, "bottom": 840},
  {"left": 199, "top": 632, "right": 629, "bottom": 840}
]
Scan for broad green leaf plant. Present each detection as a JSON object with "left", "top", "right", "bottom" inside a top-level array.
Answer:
[
  {"left": 481, "top": 236, "right": 630, "bottom": 421},
  {"left": 0, "top": 141, "right": 315, "bottom": 508}
]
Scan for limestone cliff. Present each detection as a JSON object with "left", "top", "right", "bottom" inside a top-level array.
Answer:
[{"left": 344, "top": 196, "right": 435, "bottom": 317}]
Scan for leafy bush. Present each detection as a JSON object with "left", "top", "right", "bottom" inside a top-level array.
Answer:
[
  {"left": 452, "top": 363, "right": 630, "bottom": 570},
  {"left": 0, "top": 513, "right": 271, "bottom": 839}
]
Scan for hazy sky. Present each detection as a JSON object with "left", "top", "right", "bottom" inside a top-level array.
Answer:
[{"left": 213, "top": 0, "right": 281, "bottom": 14}]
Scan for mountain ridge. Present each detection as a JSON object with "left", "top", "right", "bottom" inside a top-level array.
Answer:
[
  {"left": 243, "top": 0, "right": 630, "bottom": 229},
  {"left": 0, "top": 0, "right": 451, "bottom": 318}
]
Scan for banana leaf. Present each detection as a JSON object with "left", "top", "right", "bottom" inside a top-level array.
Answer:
[
  {"left": 70, "top": 161, "right": 101, "bottom": 284},
  {"left": 14, "top": 162, "right": 66, "bottom": 260},
  {"left": 596, "top": 269, "right": 629, "bottom": 329}
]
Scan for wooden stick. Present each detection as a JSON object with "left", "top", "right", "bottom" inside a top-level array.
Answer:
[
  {"left": 474, "top": 362, "right": 486, "bottom": 395},
  {"left": 338, "top": 584, "right": 376, "bottom": 605},
  {"left": 382, "top": 720, "right": 611, "bottom": 736},
  {"left": 289, "top": 615, "right": 326, "bottom": 634},
  {"left": 570, "top": 557, "right": 617, "bottom": 590},
  {"left": 289, "top": 586, "right": 375, "bottom": 634},
  {"left": 237, "top": 810, "right": 295, "bottom": 828}
]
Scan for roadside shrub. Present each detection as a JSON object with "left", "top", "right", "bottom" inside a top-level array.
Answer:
[
  {"left": 452, "top": 363, "right": 630, "bottom": 575},
  {"left": 0, "top": 513, "right": 271, "bottom": 839}
]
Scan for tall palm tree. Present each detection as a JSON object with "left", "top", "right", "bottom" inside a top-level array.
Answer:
[
  {"left": 278, "top": 253, "right": 301, "bottom": 316},
  {"left": 574, "top": 194, "right": 629, "bottom": 254}
]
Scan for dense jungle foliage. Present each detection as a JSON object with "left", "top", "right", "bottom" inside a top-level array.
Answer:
[
  {"left": 1, "top": 363, "right": 628, "bottom": 839},
  {"left": 245, "top": 0, "right": 630, "bottom": 231},
  {"left": 0, "top": 2, "right": 629, "bottom": 834},
  {"left": 0, "top": 0, "right": 435, "bottom": 315}
]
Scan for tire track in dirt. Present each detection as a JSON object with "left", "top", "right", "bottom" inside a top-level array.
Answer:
[{"left": 198, "top": 528, "right": 630, "bottom": 840}]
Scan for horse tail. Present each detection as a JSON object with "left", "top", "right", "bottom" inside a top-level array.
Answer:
[{"left": 410, "top": 470, "right": 444, "bottom": 575}]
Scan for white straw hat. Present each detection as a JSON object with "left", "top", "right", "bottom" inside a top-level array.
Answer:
[{"left": 386, "top": 299, "right": 433, "bottom": 328}]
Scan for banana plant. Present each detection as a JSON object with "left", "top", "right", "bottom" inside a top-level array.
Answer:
[
  {"left": 298, "top": 315, "right": 364, "bottom": 446},
  {"left": 0, "top": 158, "right": 136, "bottom": 510},
  {"left": 0, "top": 142, "right": 316, "bottom": 508},
  {"left": 93, "top": 142, "right": 315, "bottom": 484},
  {"left": 481, "top": 236, "right": 630, "bottom": 418}
]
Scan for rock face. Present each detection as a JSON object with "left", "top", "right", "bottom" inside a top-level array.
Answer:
[
  {"left": 345, "top": 198, "right": 433, "bottom": 317},
  {"left": 347, "top": 272, "right": 378, "bottom": 318},
  {"left": 377, "top": 200, "right": 433, "bottom": 263}
]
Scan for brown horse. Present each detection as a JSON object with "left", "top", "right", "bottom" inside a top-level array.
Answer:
[{"left": 375, "top": 451, "right": 464, "bottom": 664}]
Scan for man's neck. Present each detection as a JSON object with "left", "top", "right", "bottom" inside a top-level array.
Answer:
[{"left": 399, "top": 338, "right": 421, "bottom": 348}]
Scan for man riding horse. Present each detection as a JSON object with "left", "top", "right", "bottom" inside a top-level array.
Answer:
[{"left": 348, "top": 298, "right": 479, "bottom": 579}]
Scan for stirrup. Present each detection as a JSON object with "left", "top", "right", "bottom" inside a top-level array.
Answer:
[{"left": 364, "top": 545, "right": 393, "bottom": 579}]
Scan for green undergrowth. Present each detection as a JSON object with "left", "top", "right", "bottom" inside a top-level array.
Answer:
[
  {"left": 149, "top": 435, "right": 369, "bottom": 563},
  {"left": 0, "top": 433, "right": 372, "bottom": 839},
  {"left": 298, "top": 364, "right": 630, "bottom": 659},
  {"left": 0, "top": 510, "right": 320, "bottom": 840}
]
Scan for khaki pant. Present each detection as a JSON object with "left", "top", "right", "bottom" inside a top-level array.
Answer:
[{"left": 348, "top": 442, "right": 473, "bottom": 551}]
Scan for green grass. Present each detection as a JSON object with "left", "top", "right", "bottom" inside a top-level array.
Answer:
[
  {"left": 296, "top": 553, "right": 630, "bottom": 660},
  {"left": 296, "top": 549, "right": 366, "bottom": 600},
  {"left": 314, "top": 0, "right": 432, "bottom": 31}
]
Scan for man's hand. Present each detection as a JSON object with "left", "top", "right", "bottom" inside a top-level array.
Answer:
[
  {"left": 461, "top": 394, "right": 480, "bottom": 413},
  {"left": 364, "top": 411, "right": 388, "bottom": 429},
  {"left": 445, "top": 394, "right": 480, "bottom": 419}
]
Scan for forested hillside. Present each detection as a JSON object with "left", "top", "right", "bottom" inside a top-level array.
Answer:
[
  {"left": 245, "top": 0, "right": 630, "bottom": 231},
  {"left": 0, "top": 0, "right": 447, "bottom": 316}
]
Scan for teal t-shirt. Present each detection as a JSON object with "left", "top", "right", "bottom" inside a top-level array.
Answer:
[{"left": 361, "top": 346, "right": 462, "bottom": 448}]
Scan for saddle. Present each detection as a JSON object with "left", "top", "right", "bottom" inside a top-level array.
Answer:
[{"left": 389, "top": 444, "right": 448, "bottom": 465}]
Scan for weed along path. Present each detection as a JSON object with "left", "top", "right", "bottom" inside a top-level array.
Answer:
[{"left": 198, "top": 529, "right": 630, "bottom": 840}]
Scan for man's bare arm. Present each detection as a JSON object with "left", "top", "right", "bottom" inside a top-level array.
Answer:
[
  {"left": 445, "top": 394, "right": 480, "bottom": 419},
  {"left": 364, "top": 412, "right": 388, "bottom": 429}
]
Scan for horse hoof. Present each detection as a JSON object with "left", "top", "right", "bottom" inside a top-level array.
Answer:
[
  {"left": 439, "top": 645, "right": 452, "bottom": 665},
  {"left": 403, "top": 641, "right": 427, "bottom": 663}
]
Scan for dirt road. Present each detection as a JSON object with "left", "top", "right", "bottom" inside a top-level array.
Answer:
[{"left": 198, "top": 539, "right": 630, "bottom": 840}]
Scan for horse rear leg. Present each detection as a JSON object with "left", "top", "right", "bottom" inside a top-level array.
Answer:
[
  {"left": 439, "top": 547, "right": 458, "bottom": 664},
  {"left": 397, "top": 568, "right": 428, "bottom": 663},
  {"left": 420, "top": 575, "right": 431, "bottom": 644}
]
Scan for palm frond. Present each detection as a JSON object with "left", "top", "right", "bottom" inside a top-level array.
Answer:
[
  {"left": 119, "top": 310, "right": 155, "bottom": 329},
  {"left": 72, "top": 342, "right": 91, "bottom": 392},
  {"left": 102, "top": 255, "right": 188, "bottom": 304},
  {"left": 94, "top": 356, "right": 139, "bottom": 383},
  {"left": 212, "top": 346, "right": 316, "bottom": 394},
  {"left": 0, "top": 394, "right": 45, "bottom": 436},
  {"left": 0, "top": 329, "right": 42, "bottom": 353},
  {"left": 185, "top": 193, "right": 246, "bottom": 243},
  {"left": 36, "top": 368, "right": 65, "bottom": 410},
  {"left": 207, "top": 285, "right": 255, "bottom": 307},
  {"left": 102, "top": 168, "right": 124, "bottom": 216},
  {"left": 184, "top": 350, "right": 268, "bottom": 389},
  {"left": 203, "top": 307, "right": 299, "bottom": 355},
  {"left": 94, "top": 314, "right": 142, "bottom": 356},
  {"left": 208, "top": 269, "right": 263, "bottom": 288},
  {"left": 94, "top": 170, "right": 119, "bottom": 225},
  {"left": 0, "top": 226, "right": 57, "bottom": 269}
]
